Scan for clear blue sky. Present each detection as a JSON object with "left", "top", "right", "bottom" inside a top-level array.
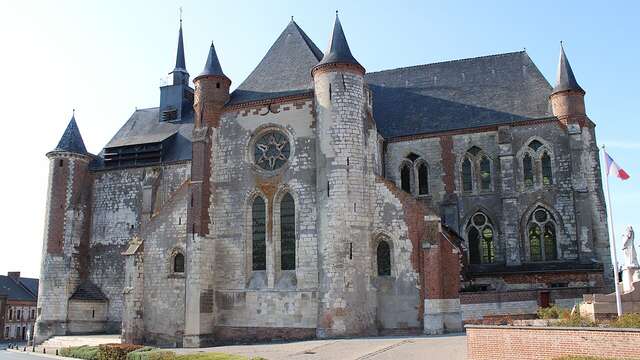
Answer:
[{"left": 1, "top": 0, "right": 638, "bottom": 277}]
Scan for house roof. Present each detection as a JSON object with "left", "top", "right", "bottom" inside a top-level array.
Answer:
[
  {"left": 228, "top": 20, "right": 323, "bottom": 105},
  {"left": 0, "top": 276, "right": 38, "bottom": 302},
  {"left": 69, "top": 281, "right": 107, "bottom": 301},
  {"left": 52, "top": 114, "right": 89, "bottom": 155},
  {"left": 366, "top": 51, "right": 553, "bottom": 138}
]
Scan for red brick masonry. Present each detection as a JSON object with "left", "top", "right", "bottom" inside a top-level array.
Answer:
[{"left": 466, "top": 325, "right": 640, "bottom": 360}]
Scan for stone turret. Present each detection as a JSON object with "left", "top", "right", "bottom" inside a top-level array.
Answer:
[
  {"left": 313, "top": 14, "right": 374, "bottom": 337},
  {"left": 35, "top": 113, "right": 93, "bottom": 343},
  {"left": 549, "top": 43, "right": 586, "bottom": 123},
  {"left": 184, "top": 42, "right": 230, "bottom": 348}
]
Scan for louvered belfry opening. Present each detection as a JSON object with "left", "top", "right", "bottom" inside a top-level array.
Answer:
[{"left": 104, "top": 142, "right": 164, "bottom": 168}]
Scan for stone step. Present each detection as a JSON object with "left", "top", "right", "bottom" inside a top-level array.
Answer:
[{"left": 40, "top": 334, "right": 121, "bottom": 350}]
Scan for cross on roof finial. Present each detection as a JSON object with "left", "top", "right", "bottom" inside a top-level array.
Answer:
[
  {"left": 336, "top": 10, "right": 339, "bottom": 15},
  {"left": 291, "top": 16, "right": 293, "bottom": 21},
  {"left": 179, "top": 6, "right": 183, "bottom": 24},
  {"left": 72, "top": 108, "right": 75, "bottom": 115}
]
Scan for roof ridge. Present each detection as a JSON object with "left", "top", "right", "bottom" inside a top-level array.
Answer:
[{"left": 367, "top": 50, "right": 527, "bottom": 76}]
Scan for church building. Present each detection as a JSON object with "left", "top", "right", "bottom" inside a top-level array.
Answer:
[{"left": 35, "top": 14, "right": 611, "bottom": 347}]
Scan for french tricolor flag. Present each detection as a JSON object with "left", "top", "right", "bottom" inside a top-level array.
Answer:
[{"left": 605, "top": 151, "right": 630, "bottom": 180}]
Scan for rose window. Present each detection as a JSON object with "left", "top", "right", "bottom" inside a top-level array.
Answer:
[{"left": 254, "top": 131, "right": 290, "bottom": 170}]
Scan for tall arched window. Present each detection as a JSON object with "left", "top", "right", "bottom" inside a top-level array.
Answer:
[
  {"left": 528, "top": 207, "right": 557, "bottom": 261},
  {"left": 400, "top": 163, "right": 411, "bottom": 193},
  {"left": 523, "top": 153, "right": 534, "bottom": 188},
  {"left": 417, "top": 162, "right": 429, "bottom": 195},
  {"left": 467, "top": 212, "right": 496, "bottom": 264},
  {"left": 541, "top": 152, "right": 553, "bottom": 185},
  {"left": 377, "top": 240, "right": 391, "bottom": 276},
  {"left": 173, "top": 253, "right": 185, "bottom": 273},
  {"left": 252, "top": 197, "right": 267, "bottom": 271},
  {"left": 479, "top": 156, "right": 491, "bottom": 190},
  {"left": 280, "top": 193, "right": 296, "bottom": 270},
  {"left": 462, "top": 158, "right": 473, "bottom": 192}
]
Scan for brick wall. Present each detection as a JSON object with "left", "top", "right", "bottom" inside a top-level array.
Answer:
[{"left": 466, "top": 325, "right": 640, "bottom": 360}]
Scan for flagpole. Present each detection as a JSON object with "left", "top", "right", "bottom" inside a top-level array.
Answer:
[{"left": 602, "top": 144, "right": 623, "bottom": 317}]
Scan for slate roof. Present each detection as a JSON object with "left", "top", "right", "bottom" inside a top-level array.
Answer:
[
  {"left": 552, "top": 44, "right": 583, "bottom": 94},
  {"left": 172, "top": 23, "right": 187, "bottom": 74},
  {"left": 0, "top": 276, "right": 38, "bottom": 302},
  {"left": 69, "top": 281, "right": 107, "bottom": 301},
  {"left": 52, "top": 115, "right": 88, "bottom": 155},
  {"left": 316, "top": 14, "right": 362, "bottom": 70},
  {"left": 228, "top": 20, "right": 323, "bottom": 105},
  {"left": 92, "top": 107, "right": 193, "bottom": 168},
  {"left": 195, "top": 42, "right": 227, "bottom": 80},
  {"left": 366, "top": 51, "right": 553, "bottom": 138}
]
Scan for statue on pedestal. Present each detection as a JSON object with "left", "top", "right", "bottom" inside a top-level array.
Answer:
[{"left": 621, "top": 226, "right": 640, "bottom": 293}]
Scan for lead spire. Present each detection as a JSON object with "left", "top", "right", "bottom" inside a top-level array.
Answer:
[
  {"left": 314, "top": 12, "right": 363, "bottom": 71},
  {"left": 552, "top": 42, "right": 584, "bottom": 94},
  {"left": 52, "top": 112, "right": 88, "bottom": 155},
  {"left": 170, "top": 13, "right": 189, "bottom": 85},
  {"left": 195, "top": 42, "right": 227, "bottom": 81}
]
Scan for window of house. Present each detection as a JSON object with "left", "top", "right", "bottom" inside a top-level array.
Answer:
[
  {"left": 541, "top": 152, "right": 553, "bottom": 185},
  {"left": 377, "top": 241, "right": 391, "bottom": 276},
  {"left": 417, "top": 162, "right": 429, "bottom": 195},
  {"left": 30, "top": 309, "right": 35, "bottom": 320},
  {"left": 173, "top": 253, "right": 185, "bottom": 273},
  {"left": 528, "top": 207, "right": 558, "bottom": 261},
  {"left": 462, "top": 158, "right": 473, "bottom": 192},
  {"left": 252, "top": 197, "right": 267, "bottom": 271},
  {"left": 280, "top": 193, "right": 296, "bottom": 270},
  {"left": 400, "top": 163, "right": 411, "bottom": 193},
  {"left": 16, "top": 310, "right": 21, "bottom": 320},
  {"left": 523, "top": 153, "right": 534, "bottom": 187},
  {"left": 479, "top": 156, "right": 491, "bottom": 190},
  {"left": 8, "top": 309, "right": 12, "bottom": 320},
  {"left": 467, "top": 212, "right": 496, "bottom": 264}
]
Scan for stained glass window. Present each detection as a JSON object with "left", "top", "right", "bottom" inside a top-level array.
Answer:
[
  {"left": 280, "top": 193, "right": 296, "bottom": 270},
  {"left": 252, "top": 197, "right": 266, "bottom": 270},
  {"left": 467, "top": 212, "right": 495, "bottom": 264},
  {"left": 542, "top": 152, "right": 553, "bottom": 185},
  {"left": 401, "top": 164, "right": 411, "bottom": 193},
  {"left": 480, "top": 156, "right": 491, "bottom": 190},
  {"left": 523, "top": 153, "right": 534, "bottom": 187},
  {"left": 528, "top": 207, "right": 557, "bottom": 261},
  {"left": 254, "top": 131, "right": 290, "bottom": 170},
  {"left": 462, "top": 158, "right": 473, "bottom": 192},
  {"left": 377, "top": 241, "right": 391, "bottom": 276},
  {"left": 418, "top": 163, "right": 429, "bottom": 195}
]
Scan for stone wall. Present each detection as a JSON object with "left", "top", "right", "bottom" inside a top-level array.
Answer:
[
  {"left": 466, "top": 325, "right": 640, "bottom": 360},
  {"left": 67, "top": 300, "right": 108, "bottom": 334}
]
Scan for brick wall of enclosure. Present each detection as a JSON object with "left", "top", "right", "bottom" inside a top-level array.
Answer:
[{"left": 466, "top": 325, "right": 640, "bottom": 360}]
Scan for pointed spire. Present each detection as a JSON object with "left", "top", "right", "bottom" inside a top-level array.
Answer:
[
  {"left": 315, "top": 12, "right": 363, "bottom": 71},
  {"left": 52, "top": 111, "right": 88, "bottom": 155},
  {"left": 173, "top": 21, "right": 187, "bottom": 73},
  {"left": 195, "top": 42, "right": 227, "bottom": 80},
  {"left": 552, "top": 42, "right": 584, "bottom": 94}
]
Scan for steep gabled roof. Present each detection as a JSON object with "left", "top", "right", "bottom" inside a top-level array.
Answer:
[
  {"left": 70, "top": 281, "right": 107, "bottom": 301},
  {"left": 366, "top": 51, "right": 553, "bottom": 138},
  {"left": 228, "top": 20, "right": 323, "bottom": 105},
  {"left": 52, "top": 114, "right": 88, "bottom": 155},
  {"left": 552, "top": 43, "right": 584, "bottom": 94}
]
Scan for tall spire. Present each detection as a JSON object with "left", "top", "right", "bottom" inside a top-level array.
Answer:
[
  {"left": 315, "top": 12, "right": 363, "bottom": 70},
  {"left": 52, "top": 111, "right": 88, "bottom": 155},
  {"left": 195, "top": 42, "right": 227, "bottom": 81},
  {"left": 552, "top": 42, "right": 584, "bottom": 94},
  {"left": 169, "top": 15, "right": 189, "bottom": 86}
]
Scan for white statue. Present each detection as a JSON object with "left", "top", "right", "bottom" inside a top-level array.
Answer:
[{"left": 622, "top": 226, "right": 639, "bottom": 268}]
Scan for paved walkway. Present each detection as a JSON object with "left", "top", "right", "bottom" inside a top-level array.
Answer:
[{"left": 177, "top": 334, "right": 467, "bottom": 360}]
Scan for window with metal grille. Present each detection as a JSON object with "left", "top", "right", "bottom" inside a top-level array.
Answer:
[
  {"left": 280, "top": 193, "right": 295, "bottom": 270},
  {"left": 377, "top": 241, "right": 391, "bottom": 276},
  {"left": 252, "top": 197, "right": 267, "bottom": 271}
]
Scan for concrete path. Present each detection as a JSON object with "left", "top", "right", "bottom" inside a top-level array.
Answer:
[{"left": 177, "top": 334, "right": 467, "bottom": 360}]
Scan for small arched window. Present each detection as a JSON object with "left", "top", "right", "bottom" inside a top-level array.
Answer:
[
  {"left": 280, "top": 193, "right": 295, "bottom": 270},
  {"left": 479, "top": 156, "right": 491, "bottom": 190},
  {"left": 417, "top": 162, "right": 429, "bottom": 195},
  {"left": 523, "top": 153, "right": 534, "bottom": 188},
  {"left": 400, "top": 163, "right": 411, "bottom": 193},
  {"left": 252, "top": 197, "right": 267, "bottom": 271},
  {"left": 462, "top": 158, "right": 473, "bottom": 192},
  {"left": 467, "top": 212, "right": 496, "bottom": 264},
  {"left": 541, "top": 152, "right": 553, "bottom": 185},
  {"left": 173, "top": 253, "right": 185, "bottom": 273},
  {"left": 377, "top": 241, "right": 391, "bottom": 276},
  {"left": 528, "top": 207, "right": 557, "bottom": 261}
]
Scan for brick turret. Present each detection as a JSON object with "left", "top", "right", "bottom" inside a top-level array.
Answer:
[
  {"left": 549, "top": 43, "right": 586, "bottom": 125},
  {"left": 35, "top": 113, "right": 93, "bottom": 344}
]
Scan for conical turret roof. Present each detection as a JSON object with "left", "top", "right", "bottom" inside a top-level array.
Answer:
[
  {"left": 552, "top": 43, "right": 584, "bottom": 94},
  {"left": 316, "top": 13, "right": 362, "bottom": 70},
  {"left": 52, "top": 113, "right": 88, "bottom": 155},
  {"left": 195, "top": 42, "right": 227, "bottom": 80}
]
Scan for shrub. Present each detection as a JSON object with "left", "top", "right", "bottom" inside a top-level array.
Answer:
[
  {"left": 175, "top": 353, "right": 251, "bottom": 360},
  {"left": 537, "top": 305, "right": 571, "bottom": 320},
  {"left": 610, "top": 313, "right": 640, "bottom": 328},
  {"left": 97, "top": 343, "right": 144, "bottom": 360},
  {"left": 59, "top": 345, "right": 100, "bottom": 360},
  {"left": 126, "top": 347, "right": 177, "bottom": 360},
  {"left": 554, "top": 312, "right": 597, "bottom": 327}
]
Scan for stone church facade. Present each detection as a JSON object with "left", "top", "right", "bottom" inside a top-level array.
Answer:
[{"left": 35, "top": 15, "right": 610, "bottom": 347}]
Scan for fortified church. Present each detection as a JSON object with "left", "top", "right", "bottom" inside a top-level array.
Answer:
[{"left": 36, "top": 14, "right": 611, "bottom": 346}]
